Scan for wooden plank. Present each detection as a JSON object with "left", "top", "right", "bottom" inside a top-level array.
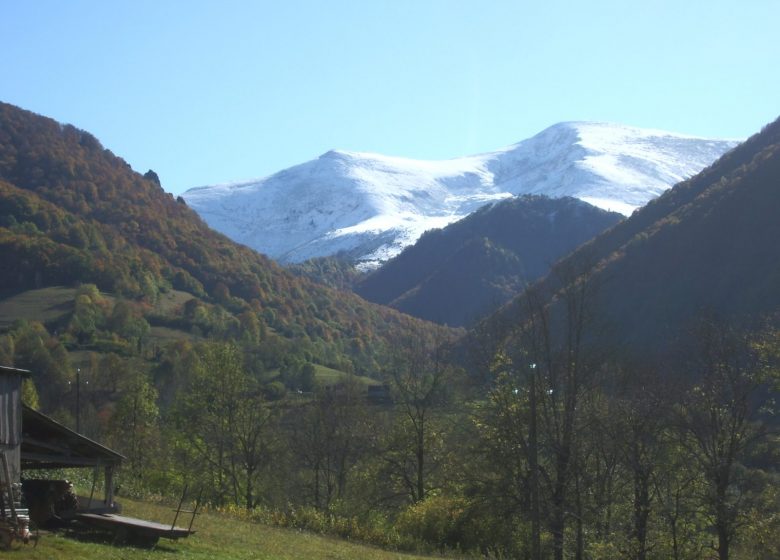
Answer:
[{"left": 76, "top": 513, "right": 194, "bottom": 539}]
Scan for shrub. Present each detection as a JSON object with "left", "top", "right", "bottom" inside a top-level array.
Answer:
[{"left": 395, "top": 494, "right": 467, "bottom": 552}]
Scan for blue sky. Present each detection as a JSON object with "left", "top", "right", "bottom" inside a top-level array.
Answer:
[{"left": 1, "top": 0, "right": 778, "bottom": 195}]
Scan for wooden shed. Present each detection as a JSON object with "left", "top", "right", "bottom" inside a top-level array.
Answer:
[
  {"left": 1, "top": 365, "right": 124, "bottom": 511},
  {"left": 21, "top": 405, "right": 124, "bottom": 510},
  {"left": 1, "top": 366, "right": 194, "bottom": 546},
  {"left": 0, "top": 366, "right": 29, "bottom": 485}
]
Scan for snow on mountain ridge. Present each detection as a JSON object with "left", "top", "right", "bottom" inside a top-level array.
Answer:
[{"left": 183, "top": 122, "right": 740, "bottom": 268}]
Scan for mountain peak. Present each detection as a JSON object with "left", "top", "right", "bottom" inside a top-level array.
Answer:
[
  {"left": 543, "top": 120, "right": 700, "bottom": 137},
  {"left": 183, "top": 123, "right": 740, "bottom": 267},
  {"left": 320, "top": 148, "right": 351, "bottom": 159}
]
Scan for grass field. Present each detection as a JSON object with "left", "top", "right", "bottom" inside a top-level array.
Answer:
[
  {"left": 148, "top": 325, "right": 202, "bottom": 344},
  {"left": 3, "top": 496, "right": 444, "bottom": 560},
  {"left": 152, "top": 290, "right": 196, "bottom": 315},
  {"left": 0, "top": 286, "right": 77, "bottom": 329},
  {"left": 0, "top": 286, "right": 200, "bottom": 364},
  {"left": 312, "top": 364, "right": 382, "bottom": 388},
  {"left": 264, "top": 364, "right": 383, "bottom": 390},
  {"left": 0, "top": 286, "right": 195, "bottom": 329}
]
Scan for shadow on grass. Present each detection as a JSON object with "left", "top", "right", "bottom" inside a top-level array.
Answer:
[{"left": 61, "top": 524, "right": 182, "bottom": 553}]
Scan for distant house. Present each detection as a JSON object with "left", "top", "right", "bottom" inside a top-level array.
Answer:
[{"left": 366, "top": 384, "right": 392, "bottom": 405}]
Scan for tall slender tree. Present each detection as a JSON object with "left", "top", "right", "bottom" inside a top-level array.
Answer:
[
  {"left": 675, "top": 321, "right": 773, "bottom": 560},
  {"left": 175, "top": 342, "right": 273, "bottom": 508},
  {"left": 384, "top": 331, "right": 453, "bottom": 503}
]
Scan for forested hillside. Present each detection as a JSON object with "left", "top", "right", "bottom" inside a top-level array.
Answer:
[
  {"left": 0, "top": 101, "right": 451, "bottom": 377},
  {"left": 0, "top": 101, "right": 457, "bottom": 522},
  {"left": 450, "top": 116, "right": 780, "bottom": 559},
  {"left": 355, "top": 196, "right": 623, "bottom": 326}
]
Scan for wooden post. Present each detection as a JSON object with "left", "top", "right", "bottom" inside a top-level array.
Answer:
[
  {"left": 88, "top": 463, "right": 99, "bottom": 510},
  {"left": 171, "top": 483, "right": 188, "bottom": 531},
  {"left": 0, "top": 452, "right": 18, "bottom": 523},
  {"left": 104, "top": 465, "right": 114, "bottom": 507}
]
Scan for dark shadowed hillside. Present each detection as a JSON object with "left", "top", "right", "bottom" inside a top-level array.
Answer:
[
  {"left": 476, "top": 116, "right": 780, "bottom": 354},
  {"left": 355, "top": 196, "right": 623, "bottom": 326}
]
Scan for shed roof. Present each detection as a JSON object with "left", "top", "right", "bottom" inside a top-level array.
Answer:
[
  {"left": 0, "top": 365, "right": 31, "bottom": 378},
  {"left": 21, "top": 404, "right": 124, "bottom": 469}
]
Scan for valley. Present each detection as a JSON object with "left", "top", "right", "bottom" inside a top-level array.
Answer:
[{"left": 0, "top": 102, "right": 777, "bottom": 559}]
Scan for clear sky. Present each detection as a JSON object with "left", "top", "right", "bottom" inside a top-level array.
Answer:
[{"left": 1, "top": 0, "right": 778, "bottom": 195}]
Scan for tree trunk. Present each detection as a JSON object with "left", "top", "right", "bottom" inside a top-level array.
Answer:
[
  {"left": 314, "top": 458, "right": 320, "bottom": 510},
  {"left": 718, "top": 529, "right": 729, "bottom": 560},
  {"left": 715, "top": 469, "right": 731, "bottom": 560},
  {"left": 575, "top": 470, "right": 584, "bottom": 560},
  {"left": 529, "top": 373, "right": 541, "bottom": 560},
  {"left": 551, "top": 505, "right": 565, "bottom": 560},
  {"left": 633, "top": 465, "right": 651, "bottom": 560},
  {"left": 245, "top": 466, "right": 254, "bottom": 509},
  {"left": 551, "top": 464, "right": 567, "bottom": 560},
  {"left": 716, "top": 494, "right": 730, "bottom": 560},
  {"left": 416, "top": 416, "right": 425, "bottom": 502}
]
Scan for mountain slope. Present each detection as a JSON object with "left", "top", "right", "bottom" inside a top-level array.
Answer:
[
  {"left": 183, "top": 122, "right": 738, "bottom": 267},
  {"left": 0, "top": 101, "right": 451, "bottom": 377},
  {"left": 354, "top": 196, "right": 623, "bottom": 326},
  {"left": 476, "top": 116, "right": 780, "bottom": 353}
]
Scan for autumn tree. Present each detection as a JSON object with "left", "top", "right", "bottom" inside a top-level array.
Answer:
[
  {"left": 291, "top": 376, "right": 369, "bottom": 510},
  {"left": 474, "top": 258, "right": 604, "bottom": 560},
  {"left": 175, "top": 342, "right": 274, "bottom": 508},
  {"left": 382, "top": 331, "right": 455, "bottom": 504},
  {"left": 109, "top": 369, "right": 160, "bottom": 483},
  {"left": 607, "top": 364, "right": 669, "bottom": 560},
  {"left": 9, "top": 320, "right": 71, "bottom": 412},
  {"left": 674, "top": 321, "right": 775, "bottom": 560}
]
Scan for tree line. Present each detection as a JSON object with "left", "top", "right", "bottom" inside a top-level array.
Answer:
[{"left": 3, "top": 279, "right": 777, "bottom": 559}]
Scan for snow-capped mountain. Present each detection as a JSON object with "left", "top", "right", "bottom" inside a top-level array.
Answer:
[{"left": 183, "top": 122, "right": 739, "bottom": 268}]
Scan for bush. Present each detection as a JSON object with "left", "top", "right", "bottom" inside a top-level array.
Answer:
[
  {"left": 264, "top": 380, "right": 287, "bottom": 400},
  {"left": 213, "top": 505, "right": 408, "bottom": 551},
  {"left": 395, "top": 495, "right": 467, "bottom": 552}
]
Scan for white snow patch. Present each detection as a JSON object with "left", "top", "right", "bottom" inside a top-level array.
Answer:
[
  {"left": 579, "top": 197, "right": 639, "bottom": 216},
  {"left": 183, "top": 122, "right": 740, "bottom": 265}
]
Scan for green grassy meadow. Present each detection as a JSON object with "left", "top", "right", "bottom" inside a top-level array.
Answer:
[
  {"left": 4, "top": 496, "right": 446, "bottom": 560},
  {"left": 0, "top": 287, "right": 77, "bottom": 329},
  {"left": 312, "top": 364, "right": 381, "bottom": 387}
]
